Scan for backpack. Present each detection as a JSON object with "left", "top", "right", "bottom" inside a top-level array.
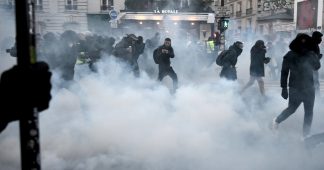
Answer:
[
  {"left": 216, "top": 50, "right": 229, "bottom": 66},
  {"left": 153, "top": 48, "right": 160, "bottom": 64}
]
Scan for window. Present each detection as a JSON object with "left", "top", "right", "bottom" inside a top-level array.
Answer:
[
  {"left": 236, "top": 1, "right": 241, "bottom": 12},
  {"left": 101, "top": 0, "right": 114, "bottom": 11},
  {"left": 65, "top": 0, "right": 77, "bottom": 10},
  {"left": 230, "top": 4, "right": 234, "bottom": 15},
  {"left": 246, "top": 0, "right": 252, "bottom": 14},
  {"left": 236, "top": 1, "right": 242, "bottom": 17},
  {"left": 247, "top": 0, "right": 252, "bottom": 9},
  {"left": 35, "top": 0, "right": 43, "bottom": 10}
]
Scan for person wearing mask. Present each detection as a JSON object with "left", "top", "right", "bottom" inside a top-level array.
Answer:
[
  {"left": 310, "top": 31, "right": 323, "bottom": 96},
  {"left": 132, "top": 36, "right": 145, "bottom": 77},
  {"left": 219, "top": 41, "right": 243, "bottom": 81},
  {"left": 272, "top": 34, "right": 321, "bottom": 137},
  {"left": 154, "top": 38, "right": 178, "bottom": 92},
  {"left": 240, "top": 40, "right": 270, "bottom": 95}
]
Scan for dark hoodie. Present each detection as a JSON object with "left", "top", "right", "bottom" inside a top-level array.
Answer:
[
  {"left": 250, "top": 40, "right": 267, "bottom": 77},
  {"left": 281, "top": 34, "right": 321, "bottom": 89},
  {"left": 222, "top": 42, "right": 243, "bottom": 68},
  {"left": 220, "top": 41, "right": 243, "bottom": 80}
]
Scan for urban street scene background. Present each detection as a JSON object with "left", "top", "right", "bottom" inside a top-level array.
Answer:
[{"left": 1, "top": 0, "right": 324, "bottom": 170}]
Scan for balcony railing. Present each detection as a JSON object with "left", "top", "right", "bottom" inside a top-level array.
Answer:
[
  {"left": 65, "top": 5, "right": 77, "bottom": 10},
  {"left": 246, "top": 8, "right": 252, "bottom": 15},
  {"left": 236, "top": 11, "right": 242, "bottom": 17}
]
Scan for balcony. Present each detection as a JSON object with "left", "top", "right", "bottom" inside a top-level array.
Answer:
[
  {"left": 246, "top": 8, "right": 253, "bottom": 15},
  {"left": 65, "top": 5, "right": 77, "bottom": 10},
  {"left": 236, "top": 11, "right": 241, "bottom": 17}
]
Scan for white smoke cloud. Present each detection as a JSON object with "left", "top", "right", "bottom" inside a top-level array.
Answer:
[
  {"left": 3, "top": 52, "right": 324, "bottom": 169},
  {"left": 1, "top": 9, "right": 324, "bottom": 170},
  {"left": 0, "top": 8, "right": 16, "bottom": 73}
]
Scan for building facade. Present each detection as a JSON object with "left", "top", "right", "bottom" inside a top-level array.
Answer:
[
  {"left": 222, "top": 0, "right": 258, "bottom": 34},
  {"left": 0, "top": 0, "right": 89, "bottom": 34},
  {"left": 88, "top": 0, "right": 216, "bottom": 40},
  {"left": 257, "top": 0, "right": 294, "bottom": 34},
  {"left": 34, "top": 0, "right": 88, "bottom": 34},
  {"left": 220, "top": 0, "right": 295, "bottom": 37}
]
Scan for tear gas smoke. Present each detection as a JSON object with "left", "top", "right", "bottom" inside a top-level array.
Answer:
[
  {"left": 1, "top": 6, "right": 324, "bottom": 170},
  {"left": 0, "top": 8, "right": 16, "bottom": 72}
]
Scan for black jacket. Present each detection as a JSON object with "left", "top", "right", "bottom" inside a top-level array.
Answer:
[
  {"left": 113, "top": 37, "right": 133, "bottom": 60},
  {"left": 250, "top": 45, "right": 267, "bottom": 77},
  {"left": 220, "top": 44, "right": 243, "bottom": 80},
  {"left": 222, "top": 44, "right": 243, "bottom": 68},
  {"left": 133, "top": 41, "right": 145, "bottom": 62},
  {"left": 155, "top": 45, "right": 175, "bottom": 67},
  {"left": 281, "top": 51, "right": 320, "bottom": 89}
]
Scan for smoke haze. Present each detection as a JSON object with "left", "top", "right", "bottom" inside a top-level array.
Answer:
[
  {"left": 0, "top": 7, "right": 16, "bottom": 72},
  {"left": 1, "top": 6, "right": 324, "bottom": 170}
]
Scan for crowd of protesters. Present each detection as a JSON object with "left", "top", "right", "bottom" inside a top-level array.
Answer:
[{"left": 2, "top": 29, "right": 324, "bottom": 149}]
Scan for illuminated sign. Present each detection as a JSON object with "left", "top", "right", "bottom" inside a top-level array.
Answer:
[{"left": 154, "top": 9, "right": 179, "bottom": 14}]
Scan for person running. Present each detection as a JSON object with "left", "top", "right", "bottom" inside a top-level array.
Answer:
[
  {"left": 240, "top": 40, "right": 270, "bottom": 95},
  {"left": 272, "top": 34, "right": 321, "bottom": 137}
]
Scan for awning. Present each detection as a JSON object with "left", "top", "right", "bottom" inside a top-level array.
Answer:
[{"left": 120, "top": 12, "right": 215, "bottom": 23}]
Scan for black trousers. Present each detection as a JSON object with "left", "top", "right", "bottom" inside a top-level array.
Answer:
[
  {"left": 220, "top": 66, "right": 237, "bottom": 81},
  {"left": 276, "top": 87, "right": 315, "bottom": 136},
  {"left": 158, "top": 66, "right": 178, "bottom": 90}
]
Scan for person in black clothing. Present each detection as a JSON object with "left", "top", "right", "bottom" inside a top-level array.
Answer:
[
  {"left": 57, "top": 30, "right": 79, "bottom": 81},
  {"left": 132, "top": 36, "right": 145, "bottom": 77},
  {"left": 220, "top": 41, "right": 243, "bottom": 81},
  {"left": 310, "top": 31, "right": 323, "bottom": 95},
  {"left": 113, "top": 34, "right": 138, "bottom": 63},
  {"left": 154, "top": 38, "right": 178, "bottom": 92},
  {"left": 240, "top": 40, "right": 270, "bottom": 95},
  {"left": 0, "top": 62, "right": 52, "bottom": 133},
  {"left": 272, "top": 34, "right": 321, "bottom": 137}
]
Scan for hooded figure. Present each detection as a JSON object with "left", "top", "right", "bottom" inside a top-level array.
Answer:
[
  {"left": 240, "top": 40, "right": 270, "bottom": 96},
  {"left": 219, "top": 41, "right": 243, "bottom": 80},
  {"left": 272, "top": 33, "right": 321, "bottom": 137},
  {"left": 310, "top": 31, "right": 323, "bottom": 95}
]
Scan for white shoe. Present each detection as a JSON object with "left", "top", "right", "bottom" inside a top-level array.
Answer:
[{"left": 272, "top": 117, "right": 279, "bottom": 130}]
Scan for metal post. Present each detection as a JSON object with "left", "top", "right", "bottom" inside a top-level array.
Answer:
[
  {"left": 220, "top": 0, "right": 226, "bottom": 51},
  {"left": 14, "top": 0, "right": 40, "bottom": 170}
]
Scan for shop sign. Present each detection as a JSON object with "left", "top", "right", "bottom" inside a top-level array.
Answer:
[{"left": 154, "top": 9, "right": 178, "bottom": 14}]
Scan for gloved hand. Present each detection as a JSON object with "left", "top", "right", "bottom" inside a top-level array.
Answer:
[
  {"left": 264, "top": 57, "right": 271, "bottom": 64},
  {"left": 0, "top": 62, "right": 52, "bottom": 133},
  {"left": 281, "top": 88, "right": 288, "bottom": 100}
]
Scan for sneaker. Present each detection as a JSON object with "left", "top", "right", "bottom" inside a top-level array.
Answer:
[{"left": 271, "top": 117, "right": 279, "bottom": 130}]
